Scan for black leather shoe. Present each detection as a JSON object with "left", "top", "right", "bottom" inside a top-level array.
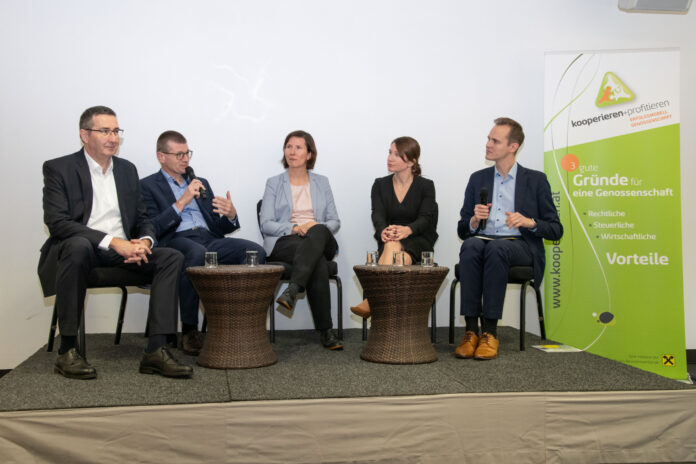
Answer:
[
  {"left": 181, "top": 329, "right": 203, "bottom": 356},
  {"left": 139, "top": 347, "right": 193, "bottom": 378},
  {"left": 276, "top": 283, "right": 301, "bottom": 312},
  {"left": 54, "top": 348, "right": 97, "bottom": 380},
  {"left": 319, "top": 329, "right": 343, "bottom": 350}
]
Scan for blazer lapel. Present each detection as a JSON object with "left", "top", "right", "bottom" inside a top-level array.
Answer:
[
  {"left": 308, "top": 172, "right": 320, "bottom": 213},
  {"left": 282, "top": 172, "right": 293, "bottom": 211},
  {"left": 75, "top": 151, "right": 93, "bottom": 225},
  {"left": 485, "top": 166, "right": 495, "bottom": 200},
  {"left": 156, "top": 170, "right": 178, "bottom": 205},
  {"left": 113, "top": 159, "right": 131, "bottom": 237},
  {"left": 514, "top": 163, "right": 527, "bottom": 212}
]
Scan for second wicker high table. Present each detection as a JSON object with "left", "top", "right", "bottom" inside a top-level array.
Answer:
[{"left": 354, "top": 264, "right": 449, "bottom": 364}]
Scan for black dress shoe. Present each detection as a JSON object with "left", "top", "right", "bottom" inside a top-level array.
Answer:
[
  {"left": 54, "top": 348, "right": 97, "bottom": 380},
  {"left": 319, "top": 329, "right": 343, "bottom": 350},
  {"left": 139, "top": 347, "right": 193, "bottom": 378},
  {"left": 181, "top": 329, "right": 203, "bottom": 356},
  {"left": 276, "top": 283, "right": 301, "bottom": 312}
]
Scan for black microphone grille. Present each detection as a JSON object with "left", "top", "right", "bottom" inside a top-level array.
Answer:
[{"left": 480, "top": 187, "right": 488, "bottom": 202}]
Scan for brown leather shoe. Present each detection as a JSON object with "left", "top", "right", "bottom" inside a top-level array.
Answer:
[
  {"left": 350, "top": 299, "right": 371, "bottom": 318},
  {"left": 474, "top": 332, "right": 499, "bottom": 360},
  {"left": 181, "top": 329, "right": 203, "bottom": 356},
  {"left": 455, "top": 331, "right": 479, "bottom": 359},
  {"left": 276, "top": 283, "right": 301, "bottom": 312}
]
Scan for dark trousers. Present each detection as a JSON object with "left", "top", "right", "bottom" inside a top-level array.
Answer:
[
  {"left": 167, "top": 228, "right": 267, "bottom": 326},
  {"left": 268, "top": 224, "right": 337, "bottom": 330},
  {"left": 54, "top": 236, "right": 184, "bottom": 337},
  {"left": 459, "top": 237, "right": 533, "bottom": 320}
]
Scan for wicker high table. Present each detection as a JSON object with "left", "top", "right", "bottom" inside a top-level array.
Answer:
[
  {"left": 354, "top": 264, "right": 449, "bottom": 364},
  {"left": 187, "top": 264, "right": 284, "bottom": 369}
]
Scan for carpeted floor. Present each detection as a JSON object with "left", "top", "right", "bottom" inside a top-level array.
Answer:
[{"left": 0, "top": 327, "right": 692, "bottom": 412}]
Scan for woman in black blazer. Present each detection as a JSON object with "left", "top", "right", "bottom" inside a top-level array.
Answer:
[{"left": 351, "top": 136, "right": 438, "bottom": 317}]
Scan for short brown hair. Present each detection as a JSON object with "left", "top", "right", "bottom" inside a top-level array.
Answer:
[
  {"left": 157, "top": 130, "right": 187, "bottom": 153},
  {"left": 392, "top": 136, "right": 421, "bottom": 176},
  {"left": 79, "top": 106, "right": 116, "bottom": 130},
  {"left": 494, "top": 117, "right": 524, "bottom": 154},
  {"left": 282, "top": 130, "right": 317, "bottom": 170}
]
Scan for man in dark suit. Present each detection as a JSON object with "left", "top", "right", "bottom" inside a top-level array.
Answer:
[
  {"left": 39, "top": 106, "right": 193, "bottom": 379},
  {"left": 140, "top": 130, "right": 266, "bottom": 355},
  {"left": 455, "top": 118, "right": 562, "bottom": 360}
]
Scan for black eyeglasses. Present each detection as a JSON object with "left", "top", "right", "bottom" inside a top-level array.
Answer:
[
  {"left": 84, "top": 128, "right": 124, "bottom": 136},
  {"left": 161, "top": 150, "right": 193, "bottom": 160}
]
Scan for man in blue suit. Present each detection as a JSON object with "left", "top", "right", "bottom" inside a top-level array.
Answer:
[
  {"left": 455, "top": 118, "right": 562, "bottom": 360},
  {"left": 140, "top": 131, "right": 266, "bottom": 355}
]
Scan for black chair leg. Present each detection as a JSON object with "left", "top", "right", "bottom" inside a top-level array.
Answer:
[
  {"left": 334, "top": 276, "right": 343, "bottom": 340},
  {"left": 449, "top": 279, "right": 459, "bottom": 344},
  {"left": 201, "top": 315, "right": 207, "bottom": 334},
  {"left": 47, "top": 303, "right": 59, "bottom": 352},
  {"left": 535, "top": 284, "right": 545, "bottom": 340},
  {"left": 519, "top": 281, "right": 529, "bottom": 351},
  {"left": 360, "top": 290, "right": 368, "bottom": 341},
  {"left": 431, "top": 300, "right": 437, "bottom": 343},
  {"left": 114, "top": 286, "right": 128, "bottom": 345}
]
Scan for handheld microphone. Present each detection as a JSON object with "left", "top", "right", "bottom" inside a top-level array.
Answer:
[
  {"left": 479, "top": 187, "right": 488, "bottom": 230},
  {"left": 185, "top": 166, "right": 207, "bottom": 199}
]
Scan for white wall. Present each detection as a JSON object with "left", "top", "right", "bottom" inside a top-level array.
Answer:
[{"left": 0, "top": 0, "right": 693, "bottom": 369}]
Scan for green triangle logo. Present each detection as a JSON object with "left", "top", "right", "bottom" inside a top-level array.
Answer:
[{"left": 595, "top": 72, "right": 635, "bottom": 108}]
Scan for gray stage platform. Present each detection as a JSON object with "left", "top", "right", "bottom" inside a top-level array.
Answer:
[
  {"left": 0, "top": 327, "right": 691, "bottom": 412},
  {"left": 2, "top": 328, "right": 696, "bottom": 463}
]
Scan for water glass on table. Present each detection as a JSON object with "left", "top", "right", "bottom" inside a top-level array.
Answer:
[
  {"left": 246, "top": 250, "right": 259, "bottom": 267},
  {"left": 205, "top": 252, "right": 218, "bottom": 268},
  {"left": 393, "top": 251, "right": 405, "bottom": 266}
]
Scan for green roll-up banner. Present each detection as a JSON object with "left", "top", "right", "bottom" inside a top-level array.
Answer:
[{"left": 543, "top": 50, "right": 686, "bottom": 380}]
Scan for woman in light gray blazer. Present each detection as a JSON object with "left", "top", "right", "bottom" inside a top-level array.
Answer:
[{"left": 259, "top": 130, "right": 342, "bottom": 350}]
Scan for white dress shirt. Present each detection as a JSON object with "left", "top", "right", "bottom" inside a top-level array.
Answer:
[{"left": 84, "top": 151, "right": 127, "bottom": 249}]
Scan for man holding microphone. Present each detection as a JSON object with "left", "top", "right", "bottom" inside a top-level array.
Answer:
[
  {"left": 140, "top": 130, "right": 266, "bottom": 355},
  {"left": 455, "top": 118, "right": 562, "bottom": 360}
]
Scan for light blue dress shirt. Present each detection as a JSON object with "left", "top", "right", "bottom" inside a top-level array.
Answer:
[
  {"left": 161, "top": 169, "right": 209, "bottom": 233},
  {"left": 479, "top": 162, "right": 521, "bottom": 237}
]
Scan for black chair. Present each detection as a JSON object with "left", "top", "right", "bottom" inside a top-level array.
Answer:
[
  {"left": 448, "top": 264, "right": 545, "bottom": 350},
  {"left": 47, "top": 267, "right": 151, "bottom": 358},
  {"left": 257, "top": 200, "right": 343, "bottom": 342}
]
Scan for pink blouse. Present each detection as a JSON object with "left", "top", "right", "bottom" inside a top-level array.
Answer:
[{"left": 290, "top": 183, "right": 316, "bottom": 225}]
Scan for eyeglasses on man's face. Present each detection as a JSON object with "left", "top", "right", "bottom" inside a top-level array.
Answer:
[
  {"left": 161, "top": 150, "right": 193, "bottom": 160},
  {"left": 85, "top": 128, "right": 124, "bottom": 137}
]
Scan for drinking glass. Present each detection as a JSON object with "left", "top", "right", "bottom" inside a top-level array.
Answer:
[{"left": 204, "top": 252, "right": 218, "bottom": 268}]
